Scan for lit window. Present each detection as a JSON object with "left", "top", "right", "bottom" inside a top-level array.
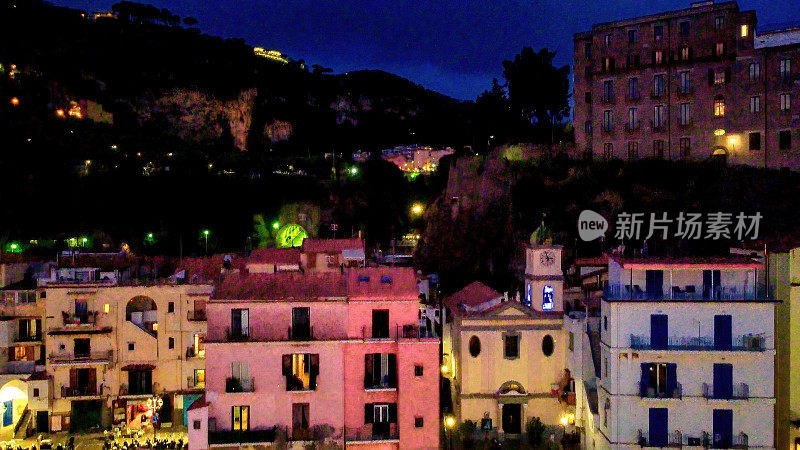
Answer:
[
  {"left": 714, "top": 70, "right": 725, "bottom": 84},
  {"left": 232, "top": 406, "right": 249, "bottom": 431},
  {"left": 103, "top": 303, "right": 110, "bottom": 313},
  {"left": 741, "top": 24, "right": 749, "bottom": 37},
  {"left": 716, "top": 42, "right": 725, "bottom": 57},
  {"left": 714, "top": 97, "right": 726, "bottom": 116},
  {"left": 542, "top": 285, "right": 554, "bottom": 310},
  {"left": 780, "top": 93, "right": 792, "bottom": 111}
]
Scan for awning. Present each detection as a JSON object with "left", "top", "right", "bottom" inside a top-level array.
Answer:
[
  {"left": 120, "top": 364, "right": 156, "bottom": 371},
  {"left": 342, "top": 248, "right": 365, "bottom": 261}
]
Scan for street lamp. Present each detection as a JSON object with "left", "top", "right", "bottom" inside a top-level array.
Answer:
[
  {"left": 444, "top": 415, "right": 455, "bottom": 450},
  {"left": 202, "top": 229, "right": 210, "bottom": 254},
  {"left": 147, "top": 395, "right": 163, "bottom": 440},
  {"left": 411, "top": 203, "right": 424, "bottom": 217}
]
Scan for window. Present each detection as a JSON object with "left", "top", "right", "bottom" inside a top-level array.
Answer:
[
  {"left": 714, "top": 96, "right": 725, "bottom": 116},
  {"left": 128, "top": 369, "right": 152, "bottom": 395},
  {"left": 603, "top": 316, "right": 608, "bottom": 331},
  {"left": 641, "top": 363, "right": 676, "bottom": 397},
  {"left": 503, "top": 334, "right": 519, "bottom": 359},
  {"left": 628, "top": 29, "right": 637, "bottom": 44},
  {"left": 291, "top": 307, "right": 311, "bottom": 339},
  {"left": 414, "top": 365, "right": 423, "bottom": 376},
  {"left": 568, "top": 332, "right": 574, "bottom": 351},
  {"left": 603, "top": 80, "right": 613, "bottom": 102},
  {"left": 603, "top": 110, "right": 612, "bottom": 131},
  {"left": 364, "top": 403, "right": 397, "bottom": 437},
  {"left": 230, "top": 308, "right": 249, "bottom": 339},
  {"left": 780, "top": 93, "right": 792, "bottom": 111},
  {"left": 358, "top": 275, "right": 370, "bottom": 282},
  {"left": 604, "top": 357, "right": 609, "bottom": 378},
  {"left": 741, "top": 24, "right": 749, "bottom": 37},
  {"left": 193, "top": 333, "right": 206, "bottom": 357},
  {"left": 680, "top": 46, "right": 690, "bottom": 61},
  {"left": 603, "top": 143, "right": 613, "bottom": 159},
  {"left": 227, "top": 362, "right": 251, "bottom": 392},
  {"left": 193, "top": 420, "right": 201, "bottom": 430},
  {"left": 168, "top": 302, "right": 174, "bottom": 313},
  {"left": 585, "top": 120, "right": 592, "bottom": 134},
  {"left": 678, "top": 103, "right": 690, "bottom": 126},
  {"left": 627, "top": 142, "right": 639, "bottom": 159},
  {"left": 415, "top": 417, "right": 424, "bottom": 428},
  {"left": 602, "top": 57, "right": 615, "bottom": 73},
  {"left": 232, "top": 406, "right": 250, "bottom": 431},
  {"left": 780, "top": 59, "right": 791, "bottom": 80},
  {"left": 10, "top": 346, "right": 33, "bottom": 361},
  {"left": 542, "top": 335, "right": 555, "bottom": 357},
  {"left": 326, "top": 254, "right": 336, "bottom": 266},
  {"left": 585, "top": 92, "right": 591, "bottom": 104},
  {"left": 654, "top": 25, "right": 663, "bottom": 41},
  {"left": 680, "top": 138, "right": 691, "bottom": 158},
  {"left": 40, "top": 291, "right": 46, "bottom": 299},
  {"left": 749, "top": 132, "right": 761, "bottom": 150},
  {"left": 653, "top": 105, "right": 666, "bottom": 128},
  {"left": 750, "top": 96, "right": 761, "bottom": 113},
  {"left": 128, "top": 342, "right": 134, "bottom": 351},
  {"left": 283, "top": 353, "right": 320, "bottom": 391},
  {"left": 679, "top": 21, "right": 690, "bottom": 36},
  {"left": 168, "top": 337, "right": 174, "bottom": 349},
  {"left": 653, "top": 50, "right": 664, "bottom": 65},
  {"left": 627, "top": 77, "right": 638, "bottom": 100},
  {"left": 604, "top": 34, "right": 612, "bottom": 46},
  {"left": 652, "top": 74, "right": 665, "bottom": 96},
  {"left": 749, "top": 62, "right": 761, "bottom": 82},
  {"left": 33, "top": 388, "right": 39, "bottom": 398},
  {"left": 714, "top": 16, "right": 724, "bottom": 30},
  {"left": 627, "top": 108, "right": 638, "bottom": 129},
  {"left": 371, "top": 309, "right": 390, "bottom": 338},
  {"left": 714, "top": 70, "right": 726, "bottom": 85},
  {"left": 364, "top": 353, "right": 397, "bottom": 389},
  {"left": 469, "top": 336, "right": 481, "bottom": 357},
  {"left": 780, "top": 130, "right": 792, "bottom": 150},
  {"left": 103, "top": 303, "right": 110, "bottom": 314},
  {"left": 653, "top": 140, "right": 665, "bottom": 158},
  {"left": 584, "top": 42, "right": 591, "bottom": 58},
  {"left": 715, "top": 42, "right": 726, "bottom": 57},
  {"left": 585, "top": 66, "right": 592, "bottom": 77},
  {"left": 380, "top": 275, "right": 392, "bottom": 284},
  {"left": 679, "top": 71, "right": 691, "bottom": 94},
  {"left": 193, "top": 369, "right": 205, "bottom": 388}
]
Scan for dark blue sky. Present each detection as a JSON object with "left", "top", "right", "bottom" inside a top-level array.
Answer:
[{"left": 52, "top": 0, "right": 800, "bottom": 100}]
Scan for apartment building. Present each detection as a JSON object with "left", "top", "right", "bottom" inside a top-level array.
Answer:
[
  {"left": 199, "top": 267, "right": 438, "bottom": 449},
  {"left": 598, "top": 256, "right": 775, "bottom": 448},
  {"left": 574, "top": 0, "right": 800, "bottom": 170},
  {"left": 42, "top": 281, "right": 210, "bottom": 432}
]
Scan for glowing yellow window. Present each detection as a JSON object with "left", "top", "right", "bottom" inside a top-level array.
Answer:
[
  {"left": 103, "top": 303, "right": 110, "bottom": 313},
  {"left": 741, "top": 24, "right": 748, "bottom": 37},
  {"left": 714, "top": 98, "right": 725, "bottom": 116}
]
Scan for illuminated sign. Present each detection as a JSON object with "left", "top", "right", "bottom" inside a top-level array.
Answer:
[{"left": 542, "top": 285, "right": 554, "bottom": 310}]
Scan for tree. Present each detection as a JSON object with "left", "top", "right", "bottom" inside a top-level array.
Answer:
[
  {"left": 182, "top": 16, "right": 198, "bottom": 26},
  {"left": 502, "top": 47, "right": 570, "bottom": 144},
  {"left": 474, "top": 78, "right": 510, "bottom": 152}
]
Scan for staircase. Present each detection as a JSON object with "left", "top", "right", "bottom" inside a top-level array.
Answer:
[
  {"left": 14, "top": 407, "right": 31, "bottom": 439},
  {"left": 587, "top": 329, "right": 601, "bottom": 378}
]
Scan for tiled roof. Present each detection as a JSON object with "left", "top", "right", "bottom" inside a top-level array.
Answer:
[
  {"left": 301, "top": 238, "right": 364, "bottom": 254},
  {"left": 187, "top": 394, "right": 209, "bottom": 411},
  {"left": 26, "top": 371, "right": 50, "bottom": 381},
  {"left": 212, "top": 272, "right": 348, "bottom": 300},
  {"left": 178, "top": 255, "right": 245, "bottom": 279},
  {"left": 247, "top": 248, "right": 300, "bottom": 265},
  {"left": 443, "top": 281, "right": 502, "bottom": 309},
  {"left": 346, "top": 267, "right": 418, "bottom": 299}
]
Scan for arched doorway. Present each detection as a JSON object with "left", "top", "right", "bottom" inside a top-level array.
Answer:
[
  {"left": 497, "top": 381, "right": 526, "bottom": 435},
  {"left": 0, "top": 379, "right": 28, "bottom": 438},
  {"left": 711, "top": 147, "right": 728, "bottom": 165},
  {"left": 126, "top": 296, "right": 158, "bottom": 336}
]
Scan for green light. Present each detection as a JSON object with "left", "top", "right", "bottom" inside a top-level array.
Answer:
[
  {"left": 9, "top": 243, "right": 18, "bottom": 250},
  {"left": 272, "top": 221, "right": 280, "bottom": 230},
  {"left": 203, "top": 230, "right": 210, "bottom": 236},
  {"left": 350, "top": 167, "right": 358, "bottom": 175},
  {"left": 81, "top": 237, "right": 88, "bottom": 243}
]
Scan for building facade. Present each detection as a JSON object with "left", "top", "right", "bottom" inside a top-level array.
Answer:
[
  {"left": 573, "top": 0, "right": 800, "bottom": 170},
  {"left": 598, "top": 256, "right": 775, "bottom": 448},
  {"left": 202, "top": 267, "right": 439, "bottom": 449}
]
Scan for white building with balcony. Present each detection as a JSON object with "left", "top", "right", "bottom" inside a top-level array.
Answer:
[{"left": 597, "top": 256, "right": 775, "bottom": 448}]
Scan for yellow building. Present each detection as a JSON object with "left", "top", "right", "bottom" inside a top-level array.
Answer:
[
  {"left": 445, "top": 245, "right": 570, "bottom": 441},
  {"left": 772, "top": 246, "right": 800, "bottom": 449},
  {"left": 42, "top": 283, "right": 210, "bottom": 432}
]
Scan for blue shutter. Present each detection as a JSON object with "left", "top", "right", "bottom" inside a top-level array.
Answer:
[
  {"left": 666, "top": 363, "right": 677, "bottom": 397},
  {"left": 640, "top": 363, "right": 650, "bottom": 397}
]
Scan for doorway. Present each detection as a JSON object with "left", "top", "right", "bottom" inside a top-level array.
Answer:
[{"left": 502, "top": 404, "right": 521, "bottom": 434}]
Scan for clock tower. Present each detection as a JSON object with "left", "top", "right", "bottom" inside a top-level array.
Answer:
[{"left": 523, "top": 245, "right": 564, "bottom": 312}]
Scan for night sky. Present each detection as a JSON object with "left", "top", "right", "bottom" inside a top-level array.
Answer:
[{"left": 51, "top": 0, "right": 800, "bottom": 101}]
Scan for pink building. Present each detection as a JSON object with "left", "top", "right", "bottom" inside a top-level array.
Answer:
[{"left": 201, "top": 267, "right": 439, "bottom": 449}]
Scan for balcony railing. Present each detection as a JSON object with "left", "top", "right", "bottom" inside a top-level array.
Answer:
[
  {"left": 625, "top": 120, "right": 641, "bottom": 132},
  {"left": 702, "top": 382, "right": 749, "bottom": 400},
  {"left": 62, "top": 385, "right": 98, "bottom": 397},
  {"left": 639, "top": 381, "right": 682, "bottom": 399},
  {"left": 4, "top": 361, "right": 36, "bottom": 375},
  {"left": 677, "top": 118, "right": 694, "bottom": 129},
  {"left": 186, "top": 346, "right": 205, "bottom": 358},
  {"left": 650, "top": 89, "right": 666, "bottom": 99},
  {"left": 601, "top": 94, "right": 616, "bottom": 105},
  {"left": 601, "top": 124, "right": 614, "bottom": 133},
  {"left": 226, "top": 377, "right": 255, "bottom": 393},
  {"left": 49, "top": 350, "right": 113, "bottom": 364},
  {"left": 732, "top": 432, "right": 749, "bottom": 448},
  {"left": 676, "top": 86, "right": 694, "bottom": 96},
  {"left": 630, "top": 334, "right": 766, "bottom": 351},
  {"left": 288, "top": 325, "right": 314, "bottom": 341},
  {"left": 625, "top": 92, "right": 641, "bottom": 102},
  {"left": 225, "top": 327, "right": 250, "bottom": 342},
  {"left": 62, "top": 311, "right": 98, "bottom": 326},
  {"left": 187, "top": 309, "right": 206, "bottom": 321},
  {"left": 650, "top": 120, "right": 667, "bottom": 133},
  {"left": 187, "top": 376, "right": 205, "bottom": 390},
  {"left": 208, "top": 429, "right": 276, "bottom": 445},
  {"left": 345, "top": 425, "right": 399, "bottom": 442},
  {"left": 15, "top": 333, "right": 42, "bottom": 343},
  {"left": 604, "top": 284, "right": 773, "bottom": 302},
  {"left": 636, "top": 429, "right": 682, "bottom": 447}
]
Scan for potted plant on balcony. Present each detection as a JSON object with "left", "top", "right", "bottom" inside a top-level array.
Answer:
[{"left": 226, "top": 377, "right": 243, "bottom": 392}]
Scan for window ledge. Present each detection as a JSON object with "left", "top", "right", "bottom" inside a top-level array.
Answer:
[{"left": 364, "top": 388, "right": 397, "bottom": 392}]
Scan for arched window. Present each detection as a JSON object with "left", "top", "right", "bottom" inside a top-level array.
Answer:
[
  {"left": 469, "top": 336, "right": 481, "bottom": 357},
  {"left": 714, "top": 95, "right": 725, "bottom": 116},
  {"left": 542, "top": 335, "right": 555, "bottom": 357}
]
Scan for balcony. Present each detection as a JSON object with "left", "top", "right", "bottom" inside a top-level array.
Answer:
[
  {"left": 15, "top": 333, "right": 42, "bottom": 343},
  {"left": 650, "top": 89, "right": 666, "bottom": 99},
  {"left": 187, "top": 309, "right": 206, "bottom": 321},
  {"left": 288, "top": 325, "right": 314, "bottom": 341},
  {"left": 702, "top": 382, "right": 749, "bottom": 400},
  {"left": 676, "top": 118, "right": 694, "bottom": 130},
  {"left": 639, "top": 381, "right": 682, "bottom": 399},
  {"left": 601, "top": 124, "right": 614, "bottom": 134},
  {"left": 732, "top": 432, "right": 749, "bottom": 448},
  {"left": 61, "top": 385, "right": 99, "bottom": 398},
  {"left": 4, "top": 361, "right": 36, "bottom": 375},
  {"left": 49, "top": 350, "right": 113, "bottom": 365},
  {"left": 625, "top": 120, "right": 641, "bottom": 133},
  {"left": 345, "top": 425, "right": 399, "bottom": 443},
  {"left": 637, "top": 430, "right": 682, "bottom": 447},
  {"left": 208, "top": 429, "right": 276, "bottom": 445},
  {"left": 676, "top": 86, "right": 694, "bottom": 97},
  {"left": 601, "top": 94, "right": 616, "bottom": 105},
  {"left": 62, "top": 311, "right": 98, "bottom": 326},
  {"left": 604, "top": 284, "right": 772, "bottom": 302},
  {"left": 186, "top": 346, "right": 205, "bottom": 358},
  {"left": 629, "top": 334, "right": 766, "bottom": 351},
  {"left": 226, "top": 377, "right": 255, "bottom": 393},
  {"left": 225, "top": 328, "right": 250, "bottom": 342},
  {"left": 650, "top": 120, "right": 667, "bottom": 133},
  {"left": 625, "top": 92, "right": 641, "bottom": 103}
]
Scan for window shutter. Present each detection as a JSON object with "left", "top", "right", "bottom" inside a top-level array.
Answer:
[
  {"left": 25, "top": 346, "right": 34, "bottom": 361},
  {"left": 389, "top": 403, "right": 398, "bottom": 423},
  {"left": 7, "top": 347, "right": 14, "bottom": 362},
  {"left": 651, "top": 51, "right": 656, "bottom": 64},
  {"left": 88, "top": 369, "right": 97, "bottom": 393},
  {"left": 282, "top": 355, "right": 291, "bottom": 377},
  {"left": 364, "top": 404, "right": 373, "bottom": 424},
  {"left": 364, "top": 353, "right": 373, "bottom": 388},
  {"left": 725, "top": 67, "right": 731, "bottom": 83},
  {"left": 640, "top": 363, "right": 649, "bottom": 397},
  {"left": 689, "top": 47, "right": 694, "bottom": 61},
  {"left": 708, "top": 69, "right": 714, "bottom": 86},
  {"left": 388, "top": 354, "right": 397, "bottom": 388},
  {"left": 70, "top": 368, "right": 78, "bottom": 388},
  {"left": 666, "top": 363, "right": 677, "bottom": 396},
  {"left": 635, "top": 54, "right": 640, "bottom": 67},
  {"left": 309, "top": 354, "right": 319, "bottom": 390}
]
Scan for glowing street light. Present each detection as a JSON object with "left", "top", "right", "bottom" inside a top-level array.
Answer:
[
  {"left": 10, "top": 97, "right": 19, "bottom": 106},
  {"left": 350, "top": 166, "right": 359, "bottom": 175},
  {"left": 272, "top": 221, "right": 280, "bottom": 230},
  {"left": 411, "top": 203, "right": 424, "bottom": 217},
  {"left": 202, "top": 229, "right": 210, "bottom": 253},
  {"left": 445, "top": 415, "right": 455, "bottom": 428}
]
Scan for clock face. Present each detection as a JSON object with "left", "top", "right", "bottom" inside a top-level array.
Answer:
[
  {"left": 276, "top": 224, "right": 308, "bottom": 248},
  {"left": 540, "top": 251, "right": 555, "bottom": 267}
]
